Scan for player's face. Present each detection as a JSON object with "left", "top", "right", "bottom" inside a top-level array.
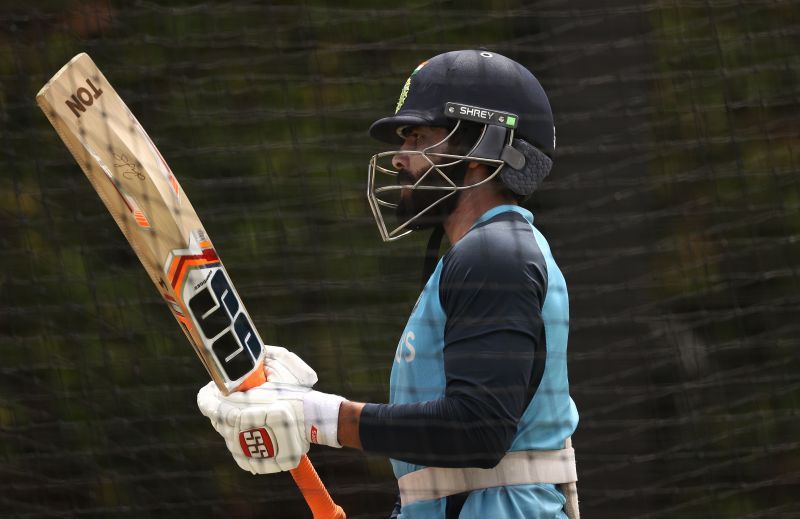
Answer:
[
  {"left": 391, "top": 126, "right": 450, "bottom": 174},
  {"left": 391, "top": 126, "right": 455, "bottom": 229}
]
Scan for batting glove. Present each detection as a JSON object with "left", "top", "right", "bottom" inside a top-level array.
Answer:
[
  {"left": 197, "top": 381, "right": 345, "bottom": 475},
  {"left": 262, "top": 345, "right": 318, "bottom": 387}
]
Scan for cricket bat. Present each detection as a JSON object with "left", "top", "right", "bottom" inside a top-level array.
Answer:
[{"left": 36, "top": 53, "right": 345, "bottom": 519}]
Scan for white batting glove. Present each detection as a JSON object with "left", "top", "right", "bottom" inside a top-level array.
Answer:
[
  {"left": 262, "top": 345, "right": 318, "bottom": 387},
  {"left": 197, "top": 381, "right": 345, "bottom": 475}
]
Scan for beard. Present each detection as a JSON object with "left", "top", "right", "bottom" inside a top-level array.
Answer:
[{"left": 395, "top": 162, "right": 467, "bottom": 230}]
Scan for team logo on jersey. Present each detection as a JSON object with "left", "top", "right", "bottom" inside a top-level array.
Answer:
[
  {"left": 239, "top": 428, "right": 275, "bottom": 458},
  {"left": 395, "top": 60, "right": 428, "bottom": 113},
  {"left": 394, "top": 330, "right": 416, "bottom": 363}
]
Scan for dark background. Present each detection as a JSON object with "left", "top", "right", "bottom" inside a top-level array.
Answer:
[{"left": 1, "top": 1, "right": 798, "bottom": 517}]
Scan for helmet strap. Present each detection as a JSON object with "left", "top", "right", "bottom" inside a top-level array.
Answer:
[{"left": 467, "top": 124, "right": 508, "bottom": 160}]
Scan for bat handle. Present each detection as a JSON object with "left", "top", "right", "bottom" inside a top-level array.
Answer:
[
  {"left": 252, "top": 361, "right": 344, "bottom": 517},
  {"left": 290, "top": 454, "right": 346, "bottom": 519}
]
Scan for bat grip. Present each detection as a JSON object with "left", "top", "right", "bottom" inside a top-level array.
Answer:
[
  {"left": 252, "top": 359, "right": 344, "bottom": 517},
  {"left": 290, "top": 454, "right": 346, "bottom": 519}
]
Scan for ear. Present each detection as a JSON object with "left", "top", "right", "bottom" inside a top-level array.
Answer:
[{"left": 464, "top": 162, "right": 492, "bottom": 185}]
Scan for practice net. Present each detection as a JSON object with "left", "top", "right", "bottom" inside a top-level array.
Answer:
[{"left": 1, "top": 1, "right": 798, "bottom": 517}]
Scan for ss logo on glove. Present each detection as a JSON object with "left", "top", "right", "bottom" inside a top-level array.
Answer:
[{"left": 239, "top": 428, "right": 276, "bottom": 459}]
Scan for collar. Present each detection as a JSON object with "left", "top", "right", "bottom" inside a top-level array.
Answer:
[{"left": 469, "top": 204, "right": 534, "bottom": 232}]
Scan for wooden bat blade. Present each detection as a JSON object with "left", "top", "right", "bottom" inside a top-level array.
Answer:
[
  {"left": 35, "top": 53, "right": 266, "bottom": 394},
  {"left": 37, "top": 53, "right": 346, "bottom": 519}
]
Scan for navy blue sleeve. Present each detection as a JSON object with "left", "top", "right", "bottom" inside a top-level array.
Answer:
[{"left": 360, "top": 213, "right": 547, "bottom": 468}]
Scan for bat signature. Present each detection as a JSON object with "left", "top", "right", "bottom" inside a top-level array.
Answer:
[{"left": 113, "top": 152, "right": 145, "bottom": 180}]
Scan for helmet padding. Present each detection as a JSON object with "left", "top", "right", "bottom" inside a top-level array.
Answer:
[{"left": 499, "top": 139, "right": 553, "bottom": 197}]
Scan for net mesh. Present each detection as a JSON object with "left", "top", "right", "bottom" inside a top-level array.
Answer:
[{"left": 2, "top": 0, "right": 799, "bottom": 517}]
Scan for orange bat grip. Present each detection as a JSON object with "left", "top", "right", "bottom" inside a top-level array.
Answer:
[
  {"left": 290, "top": 455, "right": 346, "bottom": 519},
  {"left": 242, "top": 359, "right": 345, "bottom": 518}
]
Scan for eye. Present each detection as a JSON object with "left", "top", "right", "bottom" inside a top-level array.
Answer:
[{"left": 403, "top": 131, "right": 421, "bottom": 147}]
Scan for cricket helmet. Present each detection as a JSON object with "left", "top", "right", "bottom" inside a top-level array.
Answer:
[{"left": 367, "top": 49, "right": 555, "bottom": 242}]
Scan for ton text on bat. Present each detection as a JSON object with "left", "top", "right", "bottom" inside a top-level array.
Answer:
[{"left": 65, "top": 78, "right": 103, "bottom": 118}]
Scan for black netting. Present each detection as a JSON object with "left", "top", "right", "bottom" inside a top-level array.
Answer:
[{"left": 2, "top": 1, "right": 799, "bottom": 518}]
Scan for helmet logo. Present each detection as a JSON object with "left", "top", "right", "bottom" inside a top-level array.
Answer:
[
  {"left": 394, "top": 60, "right": 428, "bottom": 114},
  {"left": 395, "top": 77, "right": 411, "bottom": 113},
  {"left": 446, "top": 102, "right": 518, "bottom": 129}
]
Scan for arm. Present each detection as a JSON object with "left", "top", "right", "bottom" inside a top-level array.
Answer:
[
  {"left": 338, "top": 401, "right": 365, "bottom": 449},
  {"left": 342, "top": 215, "right": 548, "bottom": 467},
  {"left": 345, "top": 330, "right": 543, "bottom": 468}
]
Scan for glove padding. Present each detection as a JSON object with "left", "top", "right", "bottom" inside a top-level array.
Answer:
[
  {"left": 197, "top": 381, "right": 345, "bottom": 475},
  {"left": 262, "top": 345, "right": 318, "bottom": 387},
  {"left": 198, "top": 382, "right": 306, "bottom": 474}
]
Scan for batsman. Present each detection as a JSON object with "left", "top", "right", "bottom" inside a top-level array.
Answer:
[{"left": 198, "top": 49, "right": 580, "bottom": 518}]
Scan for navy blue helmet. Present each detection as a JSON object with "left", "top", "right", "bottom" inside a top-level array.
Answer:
[
  {"left": 366, "top": 50, "right": 555, "bottom": 242},
  {"left": 370, "top": 50, "right": 555, "bottom": 157}
]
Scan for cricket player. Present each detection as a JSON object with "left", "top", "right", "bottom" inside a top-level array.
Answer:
[{"left": 198, "top": 49, "right": 580, "bottom": 518}]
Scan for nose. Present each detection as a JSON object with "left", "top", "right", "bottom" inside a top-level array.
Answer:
[
  {"left": 392, "top": 149, "right": 410, "bottom": 171},
  {"left": 392, "top": 135, "right": 416, "bottom": 170}
]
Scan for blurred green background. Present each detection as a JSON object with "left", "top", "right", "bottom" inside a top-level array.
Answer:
[{"left": 1, "top": 1, "right": 798, "bottom": 517}]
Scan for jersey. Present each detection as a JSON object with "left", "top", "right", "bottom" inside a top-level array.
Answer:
[{"left": 360, "top": 205, "right": 579, "bottom": 518}]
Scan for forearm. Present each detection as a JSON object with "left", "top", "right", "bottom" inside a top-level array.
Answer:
[
  {"left": 337, "top": 400, "right": 365, "bottom": 450},
  {"left": 359, "top": 397, "right": 516, "bottom": 468},
  {"left": 342, "top": 331, "right": 540, "bottom": 467},
  {"left": 337, "top": 396, "right": 514, "bottom": 467}
]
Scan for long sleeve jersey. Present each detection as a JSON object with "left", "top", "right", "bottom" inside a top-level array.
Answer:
[{"left": 359, "top": 205, "right": 578, "bottom": 518}]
